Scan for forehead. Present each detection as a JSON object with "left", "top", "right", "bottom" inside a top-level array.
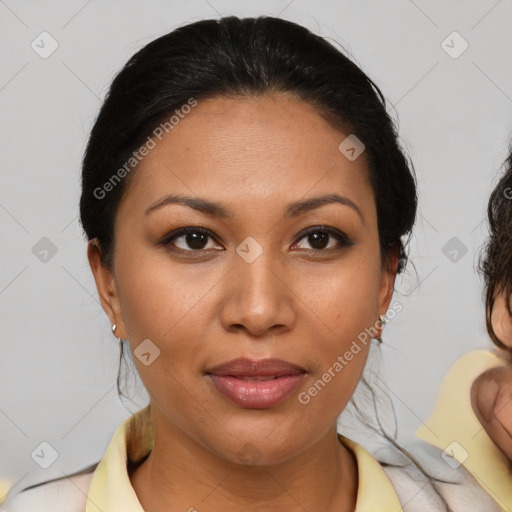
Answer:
[{"left": 121, "top": 93, "right": 374, "bottom": 217}]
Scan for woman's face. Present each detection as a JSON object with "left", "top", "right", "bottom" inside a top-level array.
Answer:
[
  {"left": 491, "top": 293, "right": 512, "bottom": 362},
  {"left": 89, "top": 92, "right": 397, "bottom": 464}
]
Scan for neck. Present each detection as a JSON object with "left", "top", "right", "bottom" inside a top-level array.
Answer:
[{"left": 130, "top": 411, "right": 358, "bottom": 512}]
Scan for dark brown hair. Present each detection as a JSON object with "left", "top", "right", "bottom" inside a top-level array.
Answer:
[
  {"left": 479, "top": 143, "right": 512, "bottom": 352},
  {"left": 79, "top": 16, "right": 417, "bottom": 274}
]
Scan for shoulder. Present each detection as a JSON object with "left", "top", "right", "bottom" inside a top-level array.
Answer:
[
  {"left": 444, "top": 349, "right": 505, "bottom": 383},
  {"left": 1, "top": 464, "right": 98, "bottom": 512}
]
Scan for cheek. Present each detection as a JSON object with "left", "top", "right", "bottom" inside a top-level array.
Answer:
[
  {"left": 115, "top": 249, "right": 210, "bottom": 342},
  {"left": 302, "top": 254, "right": 382, "bottom": 345},
  {"left": 294, "top": 258, "right": 381, "bottom": 416},
  {"left": 297, "top": 340, "right": 370, "bottom": 430},
  {"left": 491, "top": 306, "right": 512, "bottom": 349},
  {"left": 114, "top": 256, "right": 217, "bottom": 408},
  {"left": 117, "top": 260, "right": 206, "bottom": 414}
]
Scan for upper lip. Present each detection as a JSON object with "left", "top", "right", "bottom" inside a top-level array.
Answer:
[{"left": 206, "top": 357, "right": 306, "bottom": 377}]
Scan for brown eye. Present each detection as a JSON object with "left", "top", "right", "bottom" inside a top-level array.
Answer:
[
  {"left": 294, "top": 226, "right": 353, "bottom": 251},
  {"left": 161, "top": 227, "right": 222, "bottom": 252}
]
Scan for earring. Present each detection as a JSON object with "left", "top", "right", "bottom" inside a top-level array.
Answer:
[
  {"left": 111, "top": 323, "right": 121, "bottom": 341},
  {"left": 376, "top": 314, "right": 387, "bottom": 344}
]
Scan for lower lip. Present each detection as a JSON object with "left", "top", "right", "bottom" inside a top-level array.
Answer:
[{"left": 207, "top": 373, "right": 306, "bottom": 409}]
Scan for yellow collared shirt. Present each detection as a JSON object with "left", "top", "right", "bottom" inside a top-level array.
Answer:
[
  {"left": 85, "top": 407, "right": 402, "bottom": 512},
  {"left": 2, "top": 406, "right": 403, "bottom": 511},
  {"left": 3, "top": 401, "right": 506, "bottom": 511},
  {"left": 416, "top": 349, "right": 512, "bottom": 511}
]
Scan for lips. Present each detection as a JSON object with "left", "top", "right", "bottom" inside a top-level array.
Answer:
[
  {"left": 206, "top": 357, "right": 306, "bottom": 409},
  {"left": 207, "top": 357, "right": 306, "bottom": 376}
]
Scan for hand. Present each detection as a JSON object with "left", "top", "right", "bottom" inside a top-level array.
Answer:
[{"left": 471, "top": 365, "right": 512, "bottom": 461}]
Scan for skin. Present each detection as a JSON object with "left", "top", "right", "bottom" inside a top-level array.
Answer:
[
  {"left": 88, "top": 92, "right": 398, "bottom": 511},
  {"left": 471, "top": 293, "right": 512, "bottom": 461}
]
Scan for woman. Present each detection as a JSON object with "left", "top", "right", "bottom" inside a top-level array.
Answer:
[
  {"left": 2, "top": 15, "right": 500, "bottom": 512},
  {"left": 416, "top": 146, "right": 512, "bottom": 511}
]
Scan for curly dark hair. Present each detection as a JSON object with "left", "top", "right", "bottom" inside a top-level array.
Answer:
[{"left": 479, "top": 143, "right": 512, "bottom": 352}]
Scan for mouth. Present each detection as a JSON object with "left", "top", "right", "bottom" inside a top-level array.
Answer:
[
  {"left": 205, "top": 357, "right": 307, "bottom": 409},
  {"left": 229, "top": 375, "right": 286, "bottom": 381}
]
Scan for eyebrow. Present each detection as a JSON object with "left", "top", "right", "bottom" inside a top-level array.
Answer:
[{"left": 144, "top": 193, "right": 363, "bottom": 221}]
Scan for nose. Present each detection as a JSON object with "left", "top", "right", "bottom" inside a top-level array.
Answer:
[{"left": 220, "top": 246, "right": 296, "bottom": 338}]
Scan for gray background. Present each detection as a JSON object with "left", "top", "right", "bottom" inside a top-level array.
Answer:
[{"left": 1, "top": 0, "right": 511, "bottom": 502}]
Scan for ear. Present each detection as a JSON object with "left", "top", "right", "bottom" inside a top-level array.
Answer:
[
  {"left": 87, "top": 239, "right": 128, "bottom": 340},
  {"left": 490, "top": 292, "right": 512, "bottom": 350},
  {"left": 376, "top": 244, "right": 400, "bottom": 332}
]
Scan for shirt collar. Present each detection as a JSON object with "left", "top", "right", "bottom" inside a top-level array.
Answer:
[
  {"left": 339, "top": 435, "right": 403, "bottom": 511},
  {"left": 85, "top": 406, "right": 402, "bottom": 512},
  {"left": 85, "top": 407, "right": 149, "bottom": 512},
  {"left": 416, "top": 349, "right": 512, "bottom": 511}
]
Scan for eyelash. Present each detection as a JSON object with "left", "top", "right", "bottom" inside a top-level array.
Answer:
[{"left": 159, "top": 226, "right": 353, "bottom": 253}]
